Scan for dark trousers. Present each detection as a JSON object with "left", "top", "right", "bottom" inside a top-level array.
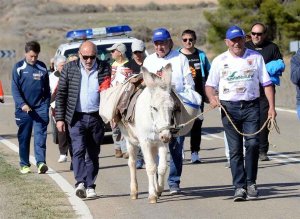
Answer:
[
  {"left": 259, "top": 95, "right": 270, "bottom": 154},
  {"left": 15, "top": 104, "right": 49, "bottom": 167},
  {"left": 220, "top": 99, "right": 260, "bottom": 189},
  {"left": 68, "top": 112, "right": 104, "bottom": 189},
  {"left": 190, "top": 104, "right": 204, "bottom": 153},
  {"left": 51, "top": 115, "right": 72, "bottom": 156},
  {"left": 57, "top": 126, "right": 72, "bottom": 156}
]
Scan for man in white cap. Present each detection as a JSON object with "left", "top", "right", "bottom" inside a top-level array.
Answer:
[
  {"left": 124, "top": 39, "right": 146, "bottom": 169},
  {"left": 143, "top": 28, "right": 195, "bottom": 195},
  {"left": 106, "top": 43, "right": 131, "bottom": 159},
  {"left": 205, "top": 25, "right": 276, "bottom": 201},
  {"left": 124, "top": 39, "right": 146, "bottom": 74}
]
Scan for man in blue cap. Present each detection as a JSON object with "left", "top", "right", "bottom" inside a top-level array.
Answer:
[
  {"left": 143, "top": 27, "right": 195, "bottom": 195},
  {"left": 205, "top": 25, "right": 276, "bottom": 201}
]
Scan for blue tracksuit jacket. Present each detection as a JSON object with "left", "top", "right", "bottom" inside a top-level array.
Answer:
[{"left": 11, "top": 59, "right": 50, "bottom": 109}]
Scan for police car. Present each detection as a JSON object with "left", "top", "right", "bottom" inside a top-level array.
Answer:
[{"left": 55, "top": 25, "right": 143, "bottom": 62}]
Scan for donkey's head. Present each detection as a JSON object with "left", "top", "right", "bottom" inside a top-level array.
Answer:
[{"left": 141, "top": 63, "right": 174, "bottom": 143}]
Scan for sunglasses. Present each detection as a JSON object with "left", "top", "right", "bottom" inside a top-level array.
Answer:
[
  {"left": 133, "top": 51, "right": 143, "bottom": 54},
  {"left": 182, "top": 38, "right": 194, "bottom": 42},
  {"left": 80, "top": 52, "right": 96, "bottom": 60},
  {"left": 251, "top": 32, "right": 263, "bottom": 36}
]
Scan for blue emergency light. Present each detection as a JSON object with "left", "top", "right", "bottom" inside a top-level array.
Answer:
[{"left": 66, "top": 25, "right": 132, "bottom": 41}]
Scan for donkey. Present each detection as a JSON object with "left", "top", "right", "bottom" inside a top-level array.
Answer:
[{"left": 118, "top": 63, "right": 174, "bottom": 204}]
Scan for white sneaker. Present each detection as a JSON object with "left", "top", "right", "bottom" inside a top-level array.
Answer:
[
  {"left": 58, "top": 154, "right": 67, "bottom": 163},
  {"left": 75, "top": 183, "right": 86, "bottom": 198},
  {"left": 86, "top": 188, "right": 97, "bottom": 198},
  {"left": 191, "top": 152, "right": 201, "bottom": 164}
]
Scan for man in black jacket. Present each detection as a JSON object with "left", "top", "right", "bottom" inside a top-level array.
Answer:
[
  {"left": 245, "top": 22, "right": 285, "bottom": 161},
  {"left": 55, "top": 41, "right": 110, "bottom": 199}
]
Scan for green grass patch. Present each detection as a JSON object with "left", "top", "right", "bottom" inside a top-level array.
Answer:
[{"left": 0, "top": 154, "right": 76, "bottom": 219}]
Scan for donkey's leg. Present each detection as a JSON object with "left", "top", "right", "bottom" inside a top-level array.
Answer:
[
  {"left": 142, "top": 142, "right": 158, "bottom": 204},
  {"left": 157, "top": 144, "right": 168, "bottom": 197},
  {"left": 127, "top": 141, "right": 138, "bottom": 200}
]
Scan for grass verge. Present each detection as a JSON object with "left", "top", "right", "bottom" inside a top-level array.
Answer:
[{"left": 0, "top": 153, "right": 76, "bottom": 219}]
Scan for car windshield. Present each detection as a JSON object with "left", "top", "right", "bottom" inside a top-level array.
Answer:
[{"left": 64, "top": 43, "right": 133, "bottom": 63}]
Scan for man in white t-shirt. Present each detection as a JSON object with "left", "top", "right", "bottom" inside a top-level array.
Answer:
[
  {"left": 143, "top": 28, "right": 195, "bottom": 195},
  {"left": 205, "top": 25, "right": 276, "bottom": 202}
]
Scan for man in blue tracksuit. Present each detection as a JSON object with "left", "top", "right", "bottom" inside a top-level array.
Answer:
[{"left": 11, "top": 41, "right": 50, "bottom": 174}]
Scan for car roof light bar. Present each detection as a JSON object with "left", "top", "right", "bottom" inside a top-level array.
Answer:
[{"left": 66, "top": 25, "right": 132, "bottom": 41}]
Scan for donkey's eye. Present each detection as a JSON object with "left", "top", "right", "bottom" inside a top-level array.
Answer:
[{"left": 151, "top": 106, "right": 158, "bottom": 111}]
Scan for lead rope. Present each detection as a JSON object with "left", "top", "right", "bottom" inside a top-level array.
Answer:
[
  {"left": 219, "top": 104, "right": 280, "bottom": 136},
  {"left": 172, "top": 104, "right": 280, "bottom": 136}
]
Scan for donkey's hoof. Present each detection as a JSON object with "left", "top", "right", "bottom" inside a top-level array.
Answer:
[
  {"left": 157, "top": 191, "right": 162, "bottom": 197},
  {"left": 148, "top": 195, "right": 158, "bottom": 204},
  {"left": 131, "top": 193, "right": 138, "bottom": 200}
]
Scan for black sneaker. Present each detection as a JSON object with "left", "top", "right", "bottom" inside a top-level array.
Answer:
[
  {"left": 247, "top": 184, "right": 259, "bottom": 200},
  {"left": 233, "top": 188, "right": 247, "bottom": 202},
  {"left": 259, "top": 153, "right": 270, "bottom": 161}
]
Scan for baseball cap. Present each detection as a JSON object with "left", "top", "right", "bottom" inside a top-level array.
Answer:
[
  {"left": 226, "top": 25, "right": 245, "bottom": 40},
  {"left": 152, "top": 28, "right": 171, "bottom": 42},
  {"left": 106, "top": 43, "right": 126, "bottom": 55},
  {"left": 131, "top": 39, "right": 145, "bottom": 52}
]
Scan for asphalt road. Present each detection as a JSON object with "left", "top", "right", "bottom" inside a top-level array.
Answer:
[{"left": 0, "top": 96, "right": 300, "bottom": 219}]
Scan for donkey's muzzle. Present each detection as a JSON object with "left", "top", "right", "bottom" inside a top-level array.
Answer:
[{"left": 159, "top": 130, "right": 171, "bottom": 143}]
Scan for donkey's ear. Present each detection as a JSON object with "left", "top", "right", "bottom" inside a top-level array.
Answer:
[
  {"left": 141, "top": 66, "right": 158, "bottom": 88},
  {"left": 161, "top": 63, "right": 172, "bottom": 87}
]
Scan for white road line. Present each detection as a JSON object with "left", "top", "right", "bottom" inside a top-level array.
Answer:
[
  {"left": 202, "top": 131, "right": 224, "bottom": 139},
  {"left": 0, "top": 136, "right": 93, "bottom": 219},
  {"left": 275, "top": 107, "right": 297, "bottom": 114},
  {"left": 269, "top": 151, "right": 300, "bottom": 162},
  {"left": 202, "top": 132, "right": 299, "bottom": 164},
  {"left": 202, "top": 135, "right": 213, "bottom": 140}
]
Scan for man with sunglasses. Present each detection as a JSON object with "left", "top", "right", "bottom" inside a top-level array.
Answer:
[
  {"left": 178, "top": 29, "right": 211, "bottom": 164},
  {"left": 55, "top": 40, "right": 111, "bottom": 199},
  {"left": 143, "top": 28, "right": 197, "bottom": 195},
  {"left": 245, "top": 22, "right": 285, "bottom": 161}
]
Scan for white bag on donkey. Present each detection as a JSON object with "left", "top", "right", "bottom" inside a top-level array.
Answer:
[
  {"left": 172, "top": 88, "right": 202, "bottom": 136},
  {"left": 99, "top": 82, "right": 129, "bottom": 124}
]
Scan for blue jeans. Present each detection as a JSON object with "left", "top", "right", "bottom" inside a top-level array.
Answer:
[
  {"left": 297, "top": 105, "right": 300, "bottom": 120},
  {"left": 220, "top": 99, "right": 260, "bottom": 189},
  {"left": 15, "top": 104, "right": 49, "bottom": 167},
  {"left": 69, "top": 112, "right": 104, "bottom": 189},
  {"left": 168, "top": 136, "right": 185, "bottom": 189}
]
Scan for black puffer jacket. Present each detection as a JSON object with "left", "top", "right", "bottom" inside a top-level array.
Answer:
[{"left": 55, "top": 58, "right": 111, "bottom": 125}]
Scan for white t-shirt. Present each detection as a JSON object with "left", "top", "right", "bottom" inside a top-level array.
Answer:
[
  {"left": 143, "top": 50, "right": 194, "bottom": 93},
  {"left": 206, "top": 49, "right": 272, "bottom": 101}
]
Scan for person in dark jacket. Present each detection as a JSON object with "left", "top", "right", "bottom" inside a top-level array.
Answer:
[
  {"left": 11, "top": 41, "right": 50, "bottom": 174},
  {"left": 245, "top": 22, "right": 285, "bottom": 161},
  {"left": 55, "top": 41, "right": 110, "bottom": 199},
  {"left": 178, "top": 29, "right": 211, "bottom": 164},
  {"left": 291, "top": 48, "right": 300, "bottom": 120}
]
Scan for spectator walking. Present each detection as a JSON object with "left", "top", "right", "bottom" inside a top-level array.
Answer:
[
  {"left": 205, "top": 25, "right": 276, "bottom": 201},
  {"left": 245, "top": 22, "right": 285, "bottom": 161},
  {"left": 0, "top": 80, "right": 4, "bottom": 103},
  {"left": 291, "top": 48, "right": 300, "bottom": 120},
  {"left": 178, "top": 29, "right": 211, "bottom": 163},
  {"left": 11, "top": 41, "right": 50, "bottom": 174},
  {"left": 55, "top": 41, "right": 110, "bottom": 199},
  {"left": 49, "top": 55, "right": 73, "bottom": 164},
  {"left": 124, "top": 39, "right": 146, "bottom": 169},
  {"left": 143, "top": 28, "right": 196, "bottom": 194},
  {"left": 106, "top": 43, "right": 132, "bottom": 159}
]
